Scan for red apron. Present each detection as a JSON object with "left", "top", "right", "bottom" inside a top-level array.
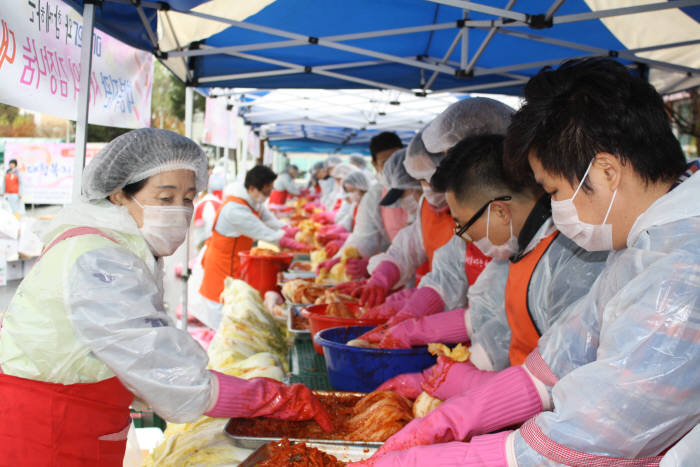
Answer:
[
  {"left": 199, "top": 196, "right": 260, "bottom": 302},
  {"left": 505, "top": 231, "right": 558, "bottom": 365},
  {"left": 464, "top": 242, "right": 491, "bottom": 286},
  {"left": 0, "top": 226, "right": 134, "bottom": 465},
  {"left": 4, "top": 172, "right": 19, "bottom": 194},
  {"left": 268, "top": 189, "right": 288, "bottom": 205}
]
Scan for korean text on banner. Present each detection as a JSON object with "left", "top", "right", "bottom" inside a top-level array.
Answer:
[
  {"left": 0, "top": 0, "right": 153, "bottom": 128},
  {"left": 4, "top": 141, "right": 104, "bottom": 204}
]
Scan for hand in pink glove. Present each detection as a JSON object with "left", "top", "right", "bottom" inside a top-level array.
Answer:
[
  {"left": 279, "top": 236, "right": 313, "bottom": 251},
  {"left": 317, "top": 257, "right": 341, "bottom": 273},
  {"left": 373, "top": 308, "right": 469, "bottom": 349},
  {"left": 345, "top": 257, "right": 370, "bottom": 279},
  {"left": 312, "top": 211, "right": 336, "bottom": 224},
  {"left": 282, "top": 225, "right": 300, "bottom": 236},
  {"left": 304, "top": 201, "right": 321, "bottom": 213},
  {"left": 374, "top": 366, "right": 542, "bottom": 455},
  {"left": 359, "top": 289, "right": 415, "bottom": 320},
  {"left": 325, "top": 240, "right": 344, "bottom": 257},
  {"left": 206, "top": 371, "right": 333, "bottom": 432},
  {"left": 332, "top": 279, "right": 367, "bottom": 297},
  {"left": 421, "top": 357, "right": 498, "bottom": 400},
  {"left": 347, "top": 432, "right": 511, "bottom": 467},
  {"left": 360, "top": 261, "right": 401, "bottom": 308},
  {"left": 385, "top": 287, "right": 445, "bottom": 327},
  {"left": 376, "top": 372, "right": 425, "bottom": 399}
]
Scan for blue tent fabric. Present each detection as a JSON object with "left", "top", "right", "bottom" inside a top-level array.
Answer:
[{"left": 61, "top": 0, "right": 699, "bottom": 95}]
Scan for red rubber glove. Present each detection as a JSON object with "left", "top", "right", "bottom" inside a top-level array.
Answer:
[
  {"left": 317, "top": 257, "right": 341, "bottom": 273},
  {"left": 279, "top": 236, "right": 314, "bottom": 251},
  {"left": 206, "top": 372, "right": 333, "bottom": 432},
  {"left": 360, "top": 261, "right": 401, "bottom": 308},
  {"left": 282, "top": 225, "right": 300, "bottom": 236},
  {"left": 312, "top": 211, "right": 336, "bottom": 224},
  {"left": 325, "top": 239, "right": 344, "bottom": 257},
  {"left": 345, "top": 257, "right": 370, "bottom": 279},
  {"left": 359, "top": 309, "right": 468, "bottom": 349}
]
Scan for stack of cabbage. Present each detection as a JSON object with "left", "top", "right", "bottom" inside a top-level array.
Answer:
[{"left": 143, "top": 280, "right": 289, "bottom": 466}]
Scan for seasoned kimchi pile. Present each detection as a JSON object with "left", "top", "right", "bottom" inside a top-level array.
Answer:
[{"left": 257, "top": 438, "right": 345, "bottom": 467}]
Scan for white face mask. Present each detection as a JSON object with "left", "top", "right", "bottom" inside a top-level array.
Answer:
[
  {"left": 348, "top": 191, "right": 362, "bottom": 204},
  {"left": 398, "top": 193, "right": 419, "bottom": 218},
  {"left": 551, "top": 160, "right": 617, "bottom": 252},
  {"left": 473, "top": 204, "right": 519, "bottom": 260},
  {"left": 133, "top": 198, "right": 193, "bottom": 257},
  {"left": 376, "top": 172, "right": 387, "bottom": 186},
  {"left": 422, "top": 184, "right": 447, "bottom": 210},
  {"left": 250, "top": 189, "right": 267, "bottom": 207}
]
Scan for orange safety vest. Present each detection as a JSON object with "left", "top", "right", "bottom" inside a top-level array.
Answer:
[
  {"left": 504, "top": 231, "right": 558, "bottom": 366},
  {"left": 418, "top": 198, "right": 456, "bottom": 275},
  {"left": 4, "top": 172, "right": 19, "bottom": 194},
  {"left": 351, "top": 203, "right": 360, "bottom": 230},
  {"left": 199, "top": 196, "right": 260, "bottom": 302}
]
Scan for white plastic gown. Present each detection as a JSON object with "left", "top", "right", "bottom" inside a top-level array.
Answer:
[
  {"left": 418, "top": 236, "right": 468, "bottom": 311},
  {"left": 466, "top": 221, "right": 608, "bottom": 371},
  {"left": 0, "top": 201, "right": 214, "bottom": 423},
  {"left": 512, "top": 169, "right": 700, "bottom": 463},
  {"left": 333, "top": 197, "right": 355, "bottom": 232},
  {"left": 319, "top": 177, "right": 338, "bottom": 210},
  {"left": 660, "top": 424, "right": 700, "bottom": 467},
  {"left": 367, "top": 195, "right": 432, "bottom": 288},
  {"left": 272, "top": 171, "right": 300, "bottom": 196},
  {"left": 215, "top": 184, "right": 285, "bottom": 243},
  {"left": 335, "top": 183, "right": 391, "bottom": 258}
]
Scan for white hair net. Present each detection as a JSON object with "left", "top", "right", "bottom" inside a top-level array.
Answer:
[
  {"left": 383, "top": 148, "right": 421, "bottom": 191},
  {"left": 82, "top": 128, "right": 208, "bottom": 201},
  {"left": 342, "top": 170, "right": 372, "bottom": 192},
  {"left": 310, "top": 161, "right": 325, "bottom": 175},
  {"left": 330, "top": 162, "right": 356, "bottom": 180},
  {"left": 324, "top": 155, "right": 343, "bottom": 169},
  {"left": 404, "top": 129, "right": 442, "bottom": 181},
  {"left": 349, "top": 154, "right": 368, "bottom": 169},
  {"left": 422, "top": 97, "right": 514, "bottom": 153}
]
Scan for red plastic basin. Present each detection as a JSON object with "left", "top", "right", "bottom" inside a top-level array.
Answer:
[
  {"left": 238, "top": 250, "right": 294, "bottom": 296},
  {"left": 301, "top": 303, "right": 387, "bottom": 354}
]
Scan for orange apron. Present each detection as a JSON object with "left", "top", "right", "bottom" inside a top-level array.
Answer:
[
  {"left": 505, "top": 231, "right": 558, "bottom": 365},
  {"left": 415, "top": 199, "right": 456, "bottom": 282},
  {"left": 199, "top": 196, "right": 260, "bottom": 302},
  {"left": 268, "top": 189, "right": 288, "bottom": 205},
  {"left": 0, "top": 226, "right": 134, "bottom": 466},
  {"left": 352, "top": 203, "right": 360, "bottom": 230},
  {"left": 4, "top": 172, "right": 19, "bottom": 194}
]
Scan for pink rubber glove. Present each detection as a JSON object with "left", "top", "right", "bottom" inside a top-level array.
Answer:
[
  {"left": 421, "top": 357, "right": 499, "bottom": 400},
  {"left": 304, "top": 201, "right": 321, "bottom": 213},
  {"left": 279, "top": 236, "right": 313, "bottom": 251},
  {"left": 348, "top": 431, "right": 510, "bottom": 467},
  {"left": 206, "top": 371, "right": 333, "bottom": 432},
  {"left": 375, "top": 366, "right": 542, "bottom": 455},
  {"left": 312, "top": 211, "right": 336, "bottom": 224},
  {"left": 360, "top": 289, "right": 415, "bottom": 320},
  {"left": 371, "top": 308, "right": 468, "bottom": 349},
  {"left": 282, "top": 225, "right": 300, "bottom": 236},
  {"left": 346, "top": 257, "right": 370, "bottom": 279},
  {"left": 376, "top": 372, "right": 425, "bottom": 399},
  {"left": 325, "top": 240, "right": 344, "bottom": 257},
  {"left": 317, "top": 257, "right": 341, "bottom": 273},
  {"left": 386, "top": 287, "right": 445, "bottom": 326},
  {"left": 332, "top": 279, "right": 367, "bottom": 297},
  {"left": 360, "top": 261, "right": 401, "bottom": 308}
]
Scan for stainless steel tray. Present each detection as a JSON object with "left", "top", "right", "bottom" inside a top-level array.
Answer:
[
  {"left": 238, "top": 440, "right": 377, "bottom": 465},
  {"left": 287, "top": 304, "right": 310, "bottom": 336},
  {"left": 224, "top": 390, "right": 383, "bottom": 450}
]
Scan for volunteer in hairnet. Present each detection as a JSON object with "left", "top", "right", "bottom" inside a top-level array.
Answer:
[
  {"left": 322, "top": 148, "right": 422, "bottom": 279},
  {"left": 314, "top": 162, "right": 357, "bottom": 222},
  {"left": 366, "top": 134, "right": 605, "bottom": 403},
  {"left": 308, "top": 161, "right": 326, "bottom": 196},
  {"left": 350, "top": 58, "right": 699, "bottom": 466},
  {"left": 323, "top": 170, "right": 374, "bottom": 255},
  {"left": 0, "top": 129, "right": 332, "bottom": 465},
  {"left": 319, "top": 155, "right": 343, "bottom": 210},
  {"left": 353, "top": 98, "right": 515, "bottom": 308},
  {"left": 198, "top": 164, "right": 312, "bottom": 329},
  {"left": 268, "top": 164, "right": 300, "bottom": 205}
]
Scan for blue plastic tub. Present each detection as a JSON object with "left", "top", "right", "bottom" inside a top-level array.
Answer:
[{"left": 315, "top": 325, "right": 437, "bottom": 392}]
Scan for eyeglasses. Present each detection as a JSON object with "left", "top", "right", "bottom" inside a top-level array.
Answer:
[{"left": 454, "top": 195, "right": 512, "bottom": 242}]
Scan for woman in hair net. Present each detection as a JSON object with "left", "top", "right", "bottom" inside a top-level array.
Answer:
[
  {"left": 0, "top": 129, "right": 331, "bottom": 465},
  {"left": 321, "top": 148, "right": 422, "bottom": 279},
  {"left": 314, "top": 162, "right": 357, "bottom": 222},
  {"left": 268, "top": 164, "right": 300, "bottom": 205},
  {"left": 318, "top": 155, "right": 343, "bottom": 210},
  {"left": 349, "top": 98, "right": 515, "bottom": 308}
]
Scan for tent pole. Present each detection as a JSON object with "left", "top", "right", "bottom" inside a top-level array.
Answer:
[
  {"left": 71, "top": 3, "right": 96, "bottom": 204},
  {"left": 185, "top": 87, "right": 194, "bottom": 139},
  {"left": 179, "top": 86, "right": 194, "bottom": 331}
]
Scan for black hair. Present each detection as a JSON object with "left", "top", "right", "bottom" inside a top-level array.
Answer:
[
  {"left": 122, "top": 178, "right": 148, "bottom": 199},
  {"left": 432, "top": 134, "right": 539, "bottom": 205},
  {"left": 288, "top": 164, "right": 299, "bottom": 172},
  {"left": 8, "top": 159, "right": 17, "bottom": 166},
  {"left": 369, "top": 132, "right": 403, "bottom": 161},
  {"left": 504, "top": 58, "right": 686, "bottom": 190},
  {"left": 245, "top": 164, "right": 277, "bottom": 190}
]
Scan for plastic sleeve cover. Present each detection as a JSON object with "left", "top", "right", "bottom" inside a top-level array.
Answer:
[
  {"left": 214, "top": 201, "right": 285, "bottom": 244},
  {"left": 334, "top": 200, "right": 354, "bottom": 232},
  {"left": 67, "top": 247, "right": 214, "bottom": 423},
  {"left": 523, "top": 219, "right": 700, "bottom": 458},
  {"left": 338, "top": 184, "right": 390, "bottom": 258},
  {"left": 368, "top": 212, "right": 426, "bottom": 288},
  {"left": 465, "top": 259, "right": 511, "bottom": 371},
  {"left": 418, "top": 236, "right": 468, "bottom": 311},
  {"left": 259, "top": 205, "right": 285, "bottom": 230}
]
